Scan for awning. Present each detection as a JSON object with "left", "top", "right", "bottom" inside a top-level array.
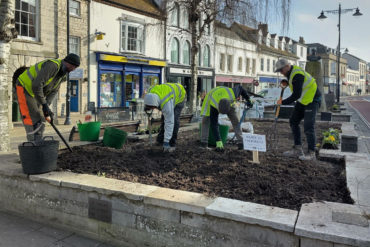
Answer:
[
  {"left": 216, "top": 75, "right": 254, "bottom": 83},
  {"left": 259, "top": 76, "right": 279, "bottom": 83}
]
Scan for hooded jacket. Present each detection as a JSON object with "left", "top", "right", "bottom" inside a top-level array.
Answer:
[{"left": 144, "top": 93, "right": 175, "bottom": 143}]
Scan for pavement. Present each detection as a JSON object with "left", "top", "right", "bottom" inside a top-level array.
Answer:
[{"left": 0, "top": 210, "right": 113, "bottom": 247}]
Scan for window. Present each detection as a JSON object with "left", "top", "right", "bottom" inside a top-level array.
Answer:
[
  {"left": 197, "top": 45, "right": 201, "bottom": 66},
  {"left": 246, "top": 58, "right": 250, "bottom": 74},
  {"left": 252, "top": 59, "right": 256, "bottom": 74},
  {"left": 227, "top": 55, "right": 233, "bottom": 72},
  {"left": 121, "top": 22, "right": 144, "bottom": 53},
  {"left": 69, "top": 0, "right": 80, "bottom": 17},
  {"left": 69, "top": 36, "right": 80, "bottom": 56},
  {"left": 170, "top": 38, "right": 179, "bottom": 63},
  {"left": 238, "top": 57, "right": 242, "bottom": 71},
  {"left": 300, "top": 47, "right": 303, "bottom": 57},
  {"left": 183, "top": 41, "right": 190, "bottom": 65},
  {"left": 267, "top": 59, "right": 270, "bottom": 72},
  {"left": 15, "top": 0, "right": 38, "bottom": 40},
  {"left": 260, "top": 58, "right": 264, "bottom": 71},
  {"left": 171, "top": 3, "right": 179, "bottom": 27},
  {"left": 220, "top": 53, "right": 225, "bottom": 71},
  {"left": 182, "top": 8, "right": 189, "bottom": 29},
  {"left": 203, "top": 45, "right": 210, "bottom": 67},
  {"left": 273, "top": 60, "right": 276, "bottom": 71}
]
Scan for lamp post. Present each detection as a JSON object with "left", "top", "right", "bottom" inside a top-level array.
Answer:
[{"left": 318, "top": 4, "right": 362, "bottom": 103}]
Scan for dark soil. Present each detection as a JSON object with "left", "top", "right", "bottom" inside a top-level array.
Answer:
[{"left": 58, "top": 120, "right": 353, "bottom": 210}]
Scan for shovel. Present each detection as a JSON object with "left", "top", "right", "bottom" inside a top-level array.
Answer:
[
  {"left": 267, "top": 86, "right": 286, "bottom": 150},
  {"left": 145, "top": 109, "right": 153, "bottom": 146},
  {"left": 47, "top": 117, "right": 73, "bottom": 152}
]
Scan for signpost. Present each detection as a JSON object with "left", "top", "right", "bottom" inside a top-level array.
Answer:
[{"left": 242, "top": 133, "right": 266, "bottom": 164}]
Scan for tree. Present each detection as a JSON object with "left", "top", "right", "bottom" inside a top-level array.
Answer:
[
  {"left": 0, "top": 0, "right": 17, "bottom": 151},
  {"left": 157, "top": 0, "right": 291, "bottom": 112}
]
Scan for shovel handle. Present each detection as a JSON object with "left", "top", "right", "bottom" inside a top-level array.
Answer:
[{"left": 275, "top": 87, "right": 286, "bottom": 118}]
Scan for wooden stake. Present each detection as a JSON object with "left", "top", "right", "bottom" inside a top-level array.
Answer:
[{"left": 252, "top": 151, "right": 260, "bottom": 164}]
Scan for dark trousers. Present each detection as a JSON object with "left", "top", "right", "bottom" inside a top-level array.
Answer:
[
  {"left": 157, "top": 101, "right": 185, "bottom": 146},
  {"left": 289, "top": 101, "right": 319, "bottom": 151}
]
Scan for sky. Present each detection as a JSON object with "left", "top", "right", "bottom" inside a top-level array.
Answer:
[{"left": 268, "top": 0, "right": 370, "bottom": 62}]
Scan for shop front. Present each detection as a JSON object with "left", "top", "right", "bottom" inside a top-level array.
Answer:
[
  {"left": 216, "top": 75, "right": 255, "bottom": 91},
  {"left": 96, "top": 52, "right": 166, "bottom": 108},
  {"left": 166, "top": 65, "right": 214, "bottom": 102}
]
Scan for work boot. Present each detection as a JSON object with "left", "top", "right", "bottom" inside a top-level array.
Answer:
[
  {"left": 299, "top": 150, "right": 316, "bottom": 161},
  {"left": 283, "top": 145, "right": 304, "bottom": 158},
  {"left": 200, "top": 142, "right": 210, "bottom": 150}
]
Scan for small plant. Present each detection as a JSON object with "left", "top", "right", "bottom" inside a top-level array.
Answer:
[
  {"left": 97, "top": 171, "right": 106, "bottom": 177},
  {"left": 322, "top": 128, "right": 340, "bottom": 149},
  {"left": 331, "top": 104, "right": 340, "bottom": 111}
]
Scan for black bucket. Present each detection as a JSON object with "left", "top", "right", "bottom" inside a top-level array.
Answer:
[{"left": 18, "top": 136, "right": 59, "bottom": 175}]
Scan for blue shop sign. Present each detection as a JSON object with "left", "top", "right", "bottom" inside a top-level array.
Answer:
[{"left": 259, "top": 76, "right": 279, "bottom": 83}]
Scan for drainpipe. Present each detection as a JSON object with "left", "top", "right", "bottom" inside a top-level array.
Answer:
[
  {"left": 163, "top": 17, "right": 167, "bottom": 83},
  {"left": 87, "top": 0, "right": 91, "bottom": 104}
]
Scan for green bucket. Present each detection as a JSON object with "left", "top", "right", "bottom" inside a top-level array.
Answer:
[
  {"left": 103, "top": 127, "right": 127, "bottom": 149},
  {"left": 200, "top": 123, "right": 229, "bottom": 146},
  {"left": 77, "top": 121, "right": 101, "bottom": 141}
]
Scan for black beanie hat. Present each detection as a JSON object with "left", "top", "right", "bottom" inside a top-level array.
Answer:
[{"left": 64, "top": 53, "right": 80, "bottom": 66}]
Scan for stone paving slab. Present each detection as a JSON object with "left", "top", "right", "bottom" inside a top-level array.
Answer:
[
  {"left": 206, "top": 197, "right": 298, "bottom": 232},
  {"left": 295, "top": 202, "right": 370, "bottom": 246}
]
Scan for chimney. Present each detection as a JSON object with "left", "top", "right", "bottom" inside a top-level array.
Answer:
[
  {"left": 299, "top": 36, "right": 305, "bottom": 44},
  {"left": 258, "top": 23, "right": 268, "bottom": 36}
]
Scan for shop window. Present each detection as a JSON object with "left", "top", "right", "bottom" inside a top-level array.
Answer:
[
  {"left": 183, "top": 41, "right": 190, "bottom": 65},
  {"left": 170, "top": 38, "right": 179, "bottom": 63},
  {"left": 121, "top": 22, "right": 144, "bottom": 53},
  {"left": 171, "top": 3, "right": 179, "bottom": 27},
  {"left": 15, "top": 0, "right": 38, "bottom": 40},
  {"left": 69, "top": 36, "right": 80, "bottom": 56},
  {"left": 125, "top": 74, "right": 140, "bottom": 101},
  {"left": 143, "top": 75, "right": 159, "bottom": 95},
  {"left": 203, "top": 45, "right": 210, "bottom": 67},
  {"left": 100, "top": 72, "right": 122, "bottom": 107},
  {"left": 69, "top": 0, "right": 80, "bottom": 17}
]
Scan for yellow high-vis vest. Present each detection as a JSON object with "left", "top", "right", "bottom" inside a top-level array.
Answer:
[
  {"left": 201, "top": 86, "right": 236, "bottom": 116},
  {"left": 288, "top": 65, "right": 317, "bottom": 105},
  {"left": 18, "top": 59, "right": 62, "bottom": 97},
  {"left": 148, "top": 83, "right": 186, "bottom": 109}
]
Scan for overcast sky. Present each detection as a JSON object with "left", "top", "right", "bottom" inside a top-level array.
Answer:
[{"left": 268, "top": 0, "right": 369, "bottom": 62}]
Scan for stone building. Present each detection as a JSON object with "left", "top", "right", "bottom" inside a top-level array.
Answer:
[{"left": 8, "top": 0, "right": 89, "bottom": 126}]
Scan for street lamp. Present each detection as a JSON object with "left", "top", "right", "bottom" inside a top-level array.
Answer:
[{"left": 318, "top": 4, "right": 362, "bottom": 103}]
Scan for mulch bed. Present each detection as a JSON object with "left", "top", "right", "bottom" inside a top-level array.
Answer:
[{"left": 58, "top": 120, "right": 353, "bottom": 210}]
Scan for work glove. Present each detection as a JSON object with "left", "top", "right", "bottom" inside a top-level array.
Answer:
[
  {"left": 246, "top": 100, "right": 253, "bottom": 108},
  {"left": 215, "top": 141, "right": 224, "bottom": 152},
  {"left": 163, "top": 142, "right": 175, "bottom": 153},
  {"left": 42, "top": 104, "right": 54, "bottom": 122}
]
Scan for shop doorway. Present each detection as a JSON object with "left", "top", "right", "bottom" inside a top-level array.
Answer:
[{"left": 125, "top": 73, "right": 140, "bottom": 106}]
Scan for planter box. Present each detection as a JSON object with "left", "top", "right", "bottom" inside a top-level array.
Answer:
[
  {"left": 320, "top": 112, "right": 332, "bottom": 121},
  {"left": 341, "top": 135, "right": 358, "bottom": 152},
  {"left": 332, "top": 114, "right": 351, "bottom": 122}
]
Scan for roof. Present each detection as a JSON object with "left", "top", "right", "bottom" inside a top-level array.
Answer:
[
  {"left": 342, "top": 53, "right": 367, "bottom": 63},
  {"left": 95, "top": 0, "right": 163, "bottom": 19},
  {"left": 259, "top": 44, "right": 299, "bottom": 59},
  {"left": 214, "top": 21, "right": 241, "bottom": 40}
]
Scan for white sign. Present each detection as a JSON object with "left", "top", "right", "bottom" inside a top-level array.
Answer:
[
  {"left": 69, "top": 68, "right": 84, "bottom": 79},
  {"left": 243, "top": 133, "right": 266, "bottom": 152}
]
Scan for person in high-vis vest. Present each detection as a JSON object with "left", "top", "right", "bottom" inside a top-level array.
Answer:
[
  {"left": 200, "top": 85, "right": 252, "bottom": 151},
  {"left": 275, "top": 59, "right": 322, "bottom": 161},
  {"left": 16, "top": 53, "right": 80, "bottom": 141},
  {"left": 144, "top": 83, "right": 186, "bottom": 152}
]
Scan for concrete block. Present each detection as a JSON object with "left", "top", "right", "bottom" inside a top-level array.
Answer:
[
  {"left": 300, "top": 237, "right": 333, "bottom": 247},
  {"left": 181, "top": 211, "right": 298, "bottom": 247},
  {"left": 206, "top": 197, "right": 298, "bottom": 232},
  {"left": 112, "top": 196, "right": 180, "bottom": 223},
  {"left": 332, "top": 114, "right": 351, "bottom": 122},
  {"left": 332, "top": 211, "right": 369, "bottom": 227},
  {"left": 295, "top": 202, "right": 370, "bottom": 246},
  {"left": 144, "top": 188, "right": 214, "bottom": 215}
]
